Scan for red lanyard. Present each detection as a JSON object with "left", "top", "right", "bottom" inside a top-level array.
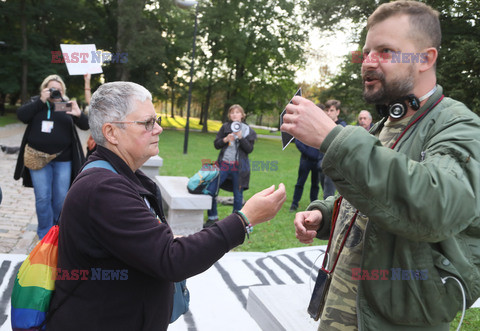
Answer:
[
  {"left": 321, "top": 95, "right": 444, "bottom": 274},
  {"left": 321, "top": 197, "right": 358, "bottom": 274}
]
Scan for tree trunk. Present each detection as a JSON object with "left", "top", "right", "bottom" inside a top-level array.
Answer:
[
  {"left": 170, "top": 88, "right": 175, "bottom": 118},
  {"left": 116, "top": 0, "right": 143, "bottom": 81},
  {"left": 0, "top": 93, "right": 5, "bottom": 116},
  {"left": 20, "top": 0, "right": 28, "bottom": 104}
]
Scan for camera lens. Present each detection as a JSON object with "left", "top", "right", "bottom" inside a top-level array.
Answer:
[{"left": 49, "top": 88, "right": 62, "bottom": 100}]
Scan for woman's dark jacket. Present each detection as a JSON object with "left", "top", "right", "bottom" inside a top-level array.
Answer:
[
  {"left": 47, "top": 146, "right": 246, "bottom": 330},
  {"left": 14, "top": 97, "right": 88, "bottom": 187},
  {"left": 214, "top": 121, "right": 257, "bottom": 191}
]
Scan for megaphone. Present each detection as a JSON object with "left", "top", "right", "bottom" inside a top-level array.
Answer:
[{"left": 174, "top": 0, "right": 198, "bottom": 9}]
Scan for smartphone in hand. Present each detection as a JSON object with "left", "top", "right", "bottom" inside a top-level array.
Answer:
[{"left": 54, "top": 102, "right": 72, "bottom": 112}]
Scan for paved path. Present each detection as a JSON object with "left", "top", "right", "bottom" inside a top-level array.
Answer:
[
  {"left": 0, "top": 123, "right": 39, "bottom": 254},
  {"left": 0, "top": 123, "right": 90, "bottom": 254}
]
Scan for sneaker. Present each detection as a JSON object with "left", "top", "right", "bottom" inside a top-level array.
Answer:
[
  {"left": 203, "top": 218, "right": 219, "bottom": 228},
  {"left": 289, "top": 206, "right": 297, "bottom": 213}
]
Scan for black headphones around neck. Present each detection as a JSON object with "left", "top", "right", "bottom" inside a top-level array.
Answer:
[{"left": 376, "top": 94, "right": 420, "bottom": 119}]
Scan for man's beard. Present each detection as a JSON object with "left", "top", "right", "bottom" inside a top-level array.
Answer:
[{"left": 362, "top": 66, "right": 415, "bottom": 105}]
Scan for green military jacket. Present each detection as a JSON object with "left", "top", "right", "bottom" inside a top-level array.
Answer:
[{"left": 308, "top": 85, "right": 480, "bottom": 330}]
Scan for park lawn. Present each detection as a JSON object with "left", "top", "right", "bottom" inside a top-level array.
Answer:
[
  {"left": 0, "top": 113, "right": 20, "bottom": 127},
  {"left": 157, "top": 127, "right": 327, "bottom": 252}
]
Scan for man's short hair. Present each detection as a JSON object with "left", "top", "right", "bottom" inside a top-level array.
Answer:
[
  {"left": 367, "top": 1, "right": 441, "bottom": 51},
  {"left": 316, "top": 103, "right": 325, "bottom": 110},
  {"left": 325, "top": 99, "right": 341, "bottom": 111}
]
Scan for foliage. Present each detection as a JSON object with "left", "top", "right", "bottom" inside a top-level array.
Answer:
[
  {"left": 0, "top": 0, "right": 308, "bottom": 127},
  {"left": 193, "top": 0, "right": 307, "bottom": 123},
  {"left": 306, "top": 0, "right": 480, "bottom": 117}
]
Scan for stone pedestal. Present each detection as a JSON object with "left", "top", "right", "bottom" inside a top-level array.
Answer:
[
  {"left": 155, "top": 176, "right": 212, "bottom": 236},
  {"left": 247, "top": 284, "right": 318, "bottom": 331},
  {"left": 140, "top": 155, "right": 163, "bottom": 180}
]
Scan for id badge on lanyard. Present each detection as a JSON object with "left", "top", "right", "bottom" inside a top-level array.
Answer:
[{"left": 42, "top": 101, "right": 54, "bottom": 133}]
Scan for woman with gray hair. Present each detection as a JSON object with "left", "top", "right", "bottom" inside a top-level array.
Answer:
[{"left": 48, "top": 81, "right": 286, "bottom": 330}]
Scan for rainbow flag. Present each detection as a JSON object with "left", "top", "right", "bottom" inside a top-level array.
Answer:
[{"left": 11, "top": 225, "right": 59, "bottom": 331}]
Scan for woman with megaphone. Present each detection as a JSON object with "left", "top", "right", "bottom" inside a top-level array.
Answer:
[{"left": 204, "top": 104, "right": 257, "bottom": 227}]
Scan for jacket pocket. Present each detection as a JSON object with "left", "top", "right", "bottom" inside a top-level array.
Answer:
[{"left": 362, "top": 241, "right": 463, "bottom": 326}]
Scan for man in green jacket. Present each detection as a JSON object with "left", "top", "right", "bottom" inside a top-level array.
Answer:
[{"left": 281, "top": 1, "right": 480, "bottom": 330}]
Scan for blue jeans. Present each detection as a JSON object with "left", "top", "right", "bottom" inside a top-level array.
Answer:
[
  {"left": 291, "top": 155, "right": 320, "bottom": 208},
  {"left": 29, "top": 161, "right": 71, "bottom": 239},
  {"left": 322, "top": 175, "right": 336, "bottom": 199},
  {"left": 206, "top": 162, "right": 243, "bottom": 219}
]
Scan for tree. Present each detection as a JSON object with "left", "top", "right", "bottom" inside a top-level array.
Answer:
[
  {"left": 195, "top": 0, "right": 307, "bottom": 126},
  {"left": 307, "top": 0, "right": 480, "bottom": 116}
]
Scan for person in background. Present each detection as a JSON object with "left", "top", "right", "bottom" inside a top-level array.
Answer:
[
  {"left": 357, "top": 109, "right": 373, "bottom": 130},
  {"left": 204, "top": 104, "right": 257, "bottom": 227},
  {"left": 48, "top": 81, "right": 286, "bottom": 330},
  {"left": 289, "top": 104, "right": 325, "bottom": 212},
  {"left": 83, "top": 73, "right": 98, "bottom": 159},
  {"left": 320, "top": 99, "right": 346, "bottom": 199},
  {"left": 282, "top": 1, "right": 480, "bottom": 329},
  {"left": 14, "top": 74, "right": 89, "bottom": 239}
]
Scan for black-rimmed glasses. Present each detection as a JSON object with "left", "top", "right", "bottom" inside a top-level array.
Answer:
[{"left": 111, "top": 116, "right": 161, "bottom": 131}]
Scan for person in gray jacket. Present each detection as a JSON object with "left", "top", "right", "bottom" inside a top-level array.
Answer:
[{"left": 282, "top": 1, "right": 480, "bottom": 330}]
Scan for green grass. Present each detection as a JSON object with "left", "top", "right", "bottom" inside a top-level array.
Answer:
[
  {"left": 157, "top": 127, "right": 326, "bottom": 252},
  {"left": 0, "top": 112, "right": 20, "bottom": 127}
]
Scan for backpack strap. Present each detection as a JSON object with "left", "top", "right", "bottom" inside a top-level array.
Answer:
[
  {"left": 82, "top": 160, "right": 118, "bottom": 174},
  {"left": 44, "top": 160, "right": 118, "bottom": 328}
]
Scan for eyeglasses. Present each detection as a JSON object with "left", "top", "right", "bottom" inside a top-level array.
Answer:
[{"left": 111, "top": 116, "right": 162, "bottom": 131}]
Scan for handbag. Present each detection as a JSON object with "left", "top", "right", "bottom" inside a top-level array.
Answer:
[
  {"left": 23, "top": 144, "right": 61, "bottom": 170},
  {"left": 170, "top": 280, "right": 190, "bottom": 323},
  {"left": 11, "top": 224, "right": 59, "bottom": 331}
]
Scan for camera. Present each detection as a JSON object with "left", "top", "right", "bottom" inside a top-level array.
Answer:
[
  {"left": 231, "top": 121, "right": 242, "bottom": 133},
  {"left": 49, "top": 88, "right": 62, "bottom": 100},
  {"left": 54, "top": 102, "right": 72, "bottom": 112}
]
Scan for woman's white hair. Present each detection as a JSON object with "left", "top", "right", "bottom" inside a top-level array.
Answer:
[{"left": 89, "top": 82, "right": 152, "bottom": 146}]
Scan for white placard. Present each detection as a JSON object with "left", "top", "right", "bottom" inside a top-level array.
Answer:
[{"left": 57, "top": 44, "right": 103, "bottom": 75}]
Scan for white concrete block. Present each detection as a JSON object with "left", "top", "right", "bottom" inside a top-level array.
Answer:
[
  {"left": 140, "top": 155, "right": 163, "bottom": 180},
  {"left": 247, "top": 284, "right": 318, "bottom": 331},
  {"left": 155, "top": 176, "right": 212, "bottom": 236}
]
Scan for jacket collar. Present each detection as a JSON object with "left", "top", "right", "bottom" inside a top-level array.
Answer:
[
  {"left": 84, "top": 145, "right": 158, "bottom": 197},
  {"left": 370, "top": 84, "right": 444, "bottom": 136},
  {"left": 408, "top": 84, "right": 443, "bottom": 124}
]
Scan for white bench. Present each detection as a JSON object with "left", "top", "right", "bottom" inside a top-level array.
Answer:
[
  {"left": 140, "top": 155, "right": 163, "bottom": 180},
  {"left": 155, "top": 176, "right": 212, "bottom": 236}
]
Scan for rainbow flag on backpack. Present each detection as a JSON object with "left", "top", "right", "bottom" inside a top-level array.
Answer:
[{"left": 11, "top": 225, "right": 59, "bottom": 331}]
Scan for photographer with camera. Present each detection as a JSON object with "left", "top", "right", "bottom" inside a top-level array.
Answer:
[
  {"left": 14, "top": 74, "right": 89, "bottom": 239},
  {"left": 204, "top": 104, "right": 257, "bottom": 227}
]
